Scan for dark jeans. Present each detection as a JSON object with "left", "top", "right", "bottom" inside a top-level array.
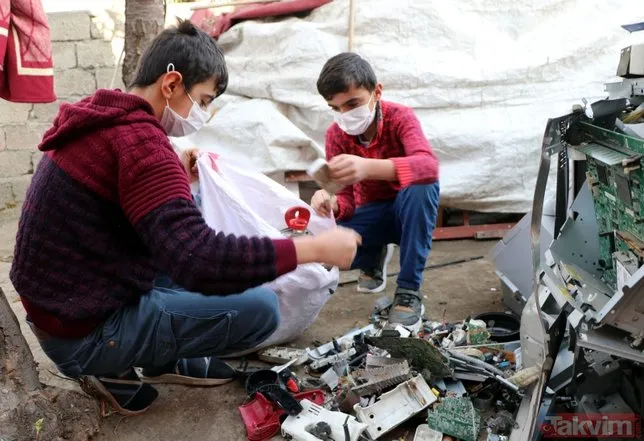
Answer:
[
  {"left": 339, "top": 183, "right": 440, "bottom": 291},
  {"left": 36, "top": 280, "right": 280, "bottom": 379}
]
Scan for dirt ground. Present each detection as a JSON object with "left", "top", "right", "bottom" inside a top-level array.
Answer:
[{"left": 0, "top": 206, "right": 504, "bottom": 441}]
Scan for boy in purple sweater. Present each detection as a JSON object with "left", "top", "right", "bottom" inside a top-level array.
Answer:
[{"left": 10, "top": 22, "right": 359, "bottom": 415}]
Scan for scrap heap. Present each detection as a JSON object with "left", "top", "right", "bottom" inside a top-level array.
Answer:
[{"left": 236, "top": 307, "right": 532, "bottom": 441}]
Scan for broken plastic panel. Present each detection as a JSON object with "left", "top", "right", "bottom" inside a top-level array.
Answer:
[
  {"left": 281, "top": 399, "right": 368, "bottom": 441},
  {"left": 354, "top": 375, "right": 438, "bottom": 439}
]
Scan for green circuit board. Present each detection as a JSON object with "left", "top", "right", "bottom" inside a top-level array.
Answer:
[{"left": 573, "top": 122, "right": 644, "bottom": 288}]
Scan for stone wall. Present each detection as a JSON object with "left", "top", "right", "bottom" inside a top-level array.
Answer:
[{"left": 0, "top": 9, "right": 124, "bottom": 211}]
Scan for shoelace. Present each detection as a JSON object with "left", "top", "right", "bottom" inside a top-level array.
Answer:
[{"left": 394, "top": 292, "right": 418, "bottom": 308}]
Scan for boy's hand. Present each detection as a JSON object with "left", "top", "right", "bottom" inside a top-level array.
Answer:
[
  {"left": 180, "top": 148, "right": 200, "bottom": 183},
  {"left": 311, "top": 189, "right": 338, "bottom": 217},
  {"left": 294, "top": 227, "right": 361, "bottom": 269},
  {"left": 328, "top": 154, "right": 370, "bottom": 185}
]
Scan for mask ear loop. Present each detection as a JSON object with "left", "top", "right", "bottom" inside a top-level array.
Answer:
[{"left": 165, "top": 63, "right": 176, "bottom": 107}]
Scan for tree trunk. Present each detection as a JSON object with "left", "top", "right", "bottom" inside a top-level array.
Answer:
[
  {"left": 122, "top": 0, "right": 166, "bottom": 88},
  {"left": 0, "top": 287, "right": 100, "bottom": 441}
]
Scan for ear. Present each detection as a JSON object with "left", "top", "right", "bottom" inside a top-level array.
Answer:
[
  {"left": 160, "top": 71, "right": 183, "bottom": 100},
  {"left": 374, "top": 82, "right": 384, "bottom": 101}
]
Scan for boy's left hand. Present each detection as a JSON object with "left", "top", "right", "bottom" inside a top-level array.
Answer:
[
  {"left": 180, "top": 148, "right": 200, "bottom": 183},
  {"left": 328, "top": 154, "right": 370, "bottom": 185}
]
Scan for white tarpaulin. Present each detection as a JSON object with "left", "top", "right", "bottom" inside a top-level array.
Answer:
[{"left": 180, "top": 0, "right": 643, "bottom": 213}]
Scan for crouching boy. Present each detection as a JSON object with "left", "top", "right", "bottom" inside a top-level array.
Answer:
[{"left": 311, "top": 52, "right": 440, "bottom": 327}]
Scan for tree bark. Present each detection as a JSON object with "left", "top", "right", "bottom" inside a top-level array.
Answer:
[
  {"left": 122, "top": 0, "right": 166, "bottom": 88},
  {"left": 0, "top": 287, "right": 100, "bottom": 441}
]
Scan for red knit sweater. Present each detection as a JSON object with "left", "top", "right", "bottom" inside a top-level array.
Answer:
[
  {"left": 325, "top": 100, "right": 439, "bottom": 221},
  {"left": 10, "top": 89, "right": 296, "bottom": 338}
]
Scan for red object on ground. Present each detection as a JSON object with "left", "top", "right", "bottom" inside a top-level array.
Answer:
[
  {"left": 191, "top": 0, "right": 333, "bottom": 39},
  {"left": 238, "top": 389, "right": 326, "bottom": 441},
  {"left": 284, "top": 206, "right": 311, "bottom": 231},
  {"left": 0, "top": 0, "right": 55, "bottom": 103}
]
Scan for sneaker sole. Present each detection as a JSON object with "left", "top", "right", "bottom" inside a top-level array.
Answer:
[
  {"left": 357, "top": 244, "right": 395, "bottom": 294},
  {"left": 388, "top": 304, "right": 426, "bottom": 329},
  {"left": 139, "top": 373, "right": 234, "bottom": 387},
  {"left": 79, "top": 376, "right": 152, "bottom": 417}
]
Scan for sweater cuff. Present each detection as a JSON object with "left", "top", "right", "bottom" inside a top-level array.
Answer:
[
  {"left": 335, "top": 197, "right": 354, "bottom": 222},
  {"left": 273, "top": 239, "right": 297, "bottom": 276},
  {"left": 390, "top": 157, "right": 414, "bottom": 188}
]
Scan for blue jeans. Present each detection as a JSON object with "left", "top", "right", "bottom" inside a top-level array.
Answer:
[
  {"left": 36, "top": 281, "right": 280, "bottom": 379},
  {"left": 339, "top": 183, "right": 440, "bottom": 291}
]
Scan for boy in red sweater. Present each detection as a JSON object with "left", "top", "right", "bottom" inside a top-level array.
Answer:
[
  {"left": 10, "top": 22, "right": 359, "bottom": 415},
  {"left": 311, "top": 53, "right": 440, "bottom": 328}
]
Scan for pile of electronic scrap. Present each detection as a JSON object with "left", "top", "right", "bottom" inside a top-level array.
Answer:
[{"left": 237, "top": 307, "right": 538, "bottom": 441}]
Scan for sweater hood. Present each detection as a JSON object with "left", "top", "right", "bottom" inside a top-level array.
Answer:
[{"left": 39, "top": 89, "right": 164, "bottom": 152}]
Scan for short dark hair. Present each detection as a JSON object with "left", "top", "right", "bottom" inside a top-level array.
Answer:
[
  {"left": 131, "top": 19, "right": 228, "bottom": 97},
  {"left": 316, "top": 52, "right": 377, "bottom": 100}
]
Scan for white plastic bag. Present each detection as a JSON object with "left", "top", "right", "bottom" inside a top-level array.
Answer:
[{"left": 196, "top": 153, "right": 339, "bottom": 351}]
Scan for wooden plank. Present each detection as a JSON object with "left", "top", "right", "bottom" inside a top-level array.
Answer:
[
  {"left": 433, "top": 223, "right": 515, "bottom": 241},
  {"left": 191, "top": 0, "right": 279, "bottom": 11}
]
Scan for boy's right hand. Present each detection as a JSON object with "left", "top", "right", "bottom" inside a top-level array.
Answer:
[
  {"left": 311, "top": 189, "right": 338, "bottom": 217},
  {"left": 294, "top": 227, "right": 361, "bottom": 269}
]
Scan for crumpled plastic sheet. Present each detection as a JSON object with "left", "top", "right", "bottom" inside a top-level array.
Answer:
[{"left": 182, "top": 0, "right": 642, "bottom": 212}]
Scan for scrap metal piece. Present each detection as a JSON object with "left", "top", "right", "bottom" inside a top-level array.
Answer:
[
  {"left": 596, "top": 263, "right": 644, "bottom": 339},
  {"left": 366, "top": 336, "right": 453, "bottom": 379},
  {"left": 354, "top": 375, "right": 438, "bottom": 440},
  {"left": 577, "top": 324, "right": 644, "bottom": 363},
  {"left": 351, "top": 360, "right": 412, "bottom": 397},
  {"left": 427, "top": 397, "right": 481, "bottom": 441}
]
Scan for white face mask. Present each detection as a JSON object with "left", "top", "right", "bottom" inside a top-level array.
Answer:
[
  {"left": 333, "top": 93, "right": 377, "bottom": 136},
  {"left": 160, "top": 63, "right": 211, "bottom": 137}
]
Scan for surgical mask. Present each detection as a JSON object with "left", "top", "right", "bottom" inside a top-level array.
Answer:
[
  {"left": 160, "top": 63, "right": 211, "bottom": 137},
  {"left": 333, "top": 93, "right": 377, "bottom": 136}
]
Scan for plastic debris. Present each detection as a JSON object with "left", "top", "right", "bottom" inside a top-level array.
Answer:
[
  {"left": 281, "top": 399, "right": 368, "bottom": 441},
  {"left": 507, "top": 365, "right": 541, "bottom": 388},
  {"left": 467, "top": 319, "right": 491, "bottom": 345},
  {"left": 414, "top": 425, "right": 443, "bottom": 441}
]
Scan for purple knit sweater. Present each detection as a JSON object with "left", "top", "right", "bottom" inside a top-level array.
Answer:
[{"left": 10, "top": 90, "right": 297, "bottom": 338}]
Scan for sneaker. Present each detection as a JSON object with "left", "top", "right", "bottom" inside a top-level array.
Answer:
[
  {"left": 139, "top": 357, "right": 236, "bottom": 386},
  {"left": 388, "top": 288, "right": 425, "bottom": 327},
  {"left": 357, "top": 244, "right": 395, "bottom": 293}
]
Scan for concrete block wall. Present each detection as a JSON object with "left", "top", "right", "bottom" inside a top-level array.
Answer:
[{"left": 0, "top": 9, "right": 124, "bottom": 211}]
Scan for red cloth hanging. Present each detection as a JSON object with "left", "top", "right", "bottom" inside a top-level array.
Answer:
[{"left": 0, "top": 0, "right": 55, "bottom": 103}]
